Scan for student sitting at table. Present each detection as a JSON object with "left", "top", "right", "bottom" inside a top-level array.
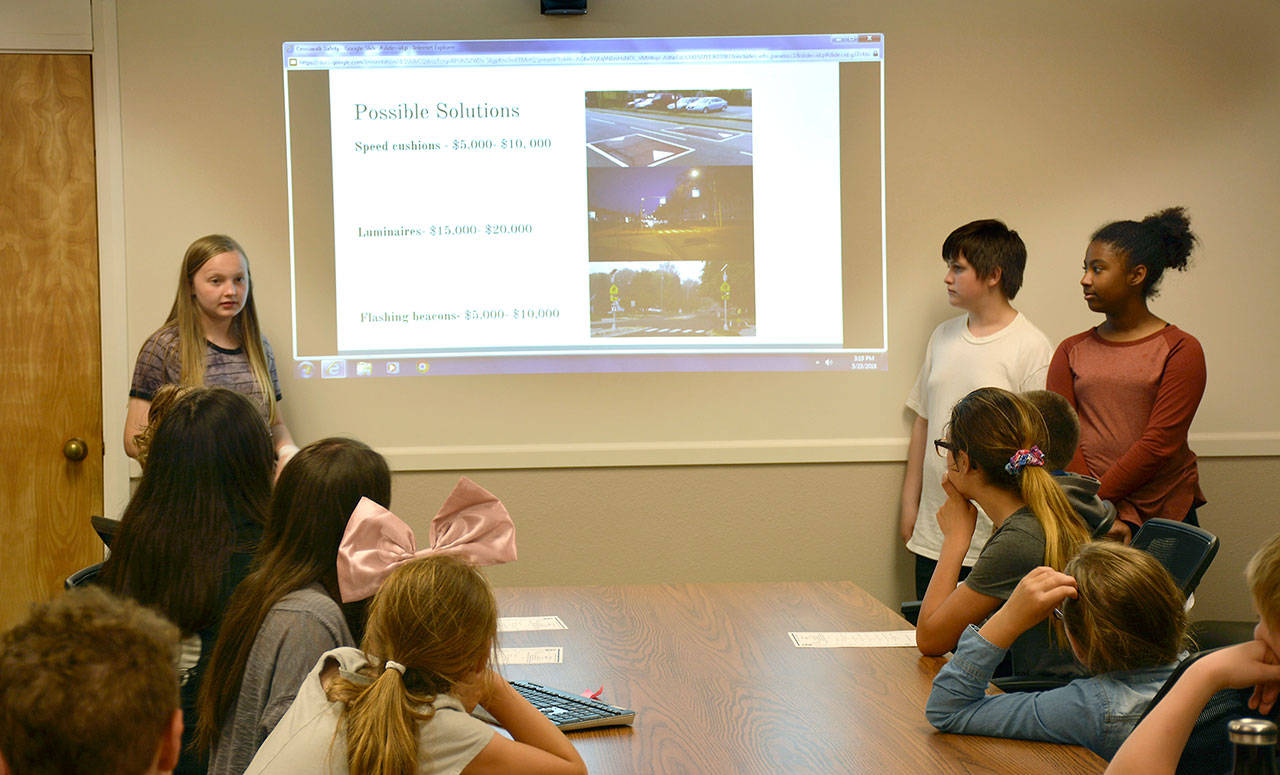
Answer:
[
  {"left": 197, "top": 438, "right": 391, "bottom": 775},
  {"left": 244, "top": 555, "right": 585, "bottom": 775},
  {"left": 927, "top": 541, "right": 1185, "bottom": 759},
  {"left": 1021, "top": 389, "right": 1118, "bottom": 539},
  {"left": 916, "top": 387, "right": 1092, "bottom": 678}
]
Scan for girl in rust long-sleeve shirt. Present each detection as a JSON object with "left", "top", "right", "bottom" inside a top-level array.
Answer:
[{"left": 1047, "top": 207, "right": 1205, "bottom": 540}]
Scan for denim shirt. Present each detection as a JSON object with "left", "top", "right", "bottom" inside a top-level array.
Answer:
[{"left": 926, "top": 625, "right": 1178, "bottom": 760}]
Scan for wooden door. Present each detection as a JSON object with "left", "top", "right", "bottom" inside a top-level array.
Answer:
[{"left": 0, "top": 53, "right": 102, "bottom": 629}]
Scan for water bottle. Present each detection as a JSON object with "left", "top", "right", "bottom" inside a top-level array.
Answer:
[{"left": 1230, "top": 718, "right": 1278, "bottom": 775}]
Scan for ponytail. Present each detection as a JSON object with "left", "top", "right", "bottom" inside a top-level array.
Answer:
[
  {"left": 330, "top": 662, "right": 431, "bottom": 775},
  {"left": 327, "top": 556, "right": 498, "bottom": 775},
  {"left": 949, "top": 387, "right": 1093, "bottom": 644},
  {"left": 1018, "top": 467, "right": 1089, "bottom": 571}
]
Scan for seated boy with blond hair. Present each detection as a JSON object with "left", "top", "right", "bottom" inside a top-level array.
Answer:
[{"left": 0, "top": 587, "right": 184, "bottom": 775}]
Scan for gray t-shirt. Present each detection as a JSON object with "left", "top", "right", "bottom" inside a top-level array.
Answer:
[
  {"left": 129, "top": 325, "right": 282, "bottom": 422},
  {"left": 964, "top": 507, "right": 1083, "bottom": 678},
  {"left": 245, "top": 647, "right": 495, "bottom": 775},
  {"left": 209, "top": 585, "right": 354, "bottom": 775}
]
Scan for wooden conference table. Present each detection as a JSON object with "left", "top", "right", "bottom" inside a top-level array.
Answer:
[{"left": 494, "top": 581, "right": 1105, "bottom": 774}]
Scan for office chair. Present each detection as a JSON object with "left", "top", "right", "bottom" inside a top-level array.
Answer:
[
  {"left": 1129, "top": 518, "right": 1219, "bottom": 597},
  {"left": 64, "top": 562, "right": 103, "bottom": 590},
  {"left": 90, "top": 514, "right": 120, "bottom": 548}
]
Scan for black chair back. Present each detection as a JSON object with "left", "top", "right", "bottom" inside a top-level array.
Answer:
[{"left": 1130, "top": 518, "right": 1219, "bottom": 596}]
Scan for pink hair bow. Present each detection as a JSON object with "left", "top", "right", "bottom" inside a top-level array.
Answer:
[{"left": 337, "top": 477, "right": 517, "bottom": 602}]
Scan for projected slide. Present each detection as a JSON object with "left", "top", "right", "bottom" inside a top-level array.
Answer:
[{"left": 283, "top": 34, "right": 886, "bottom": 376}]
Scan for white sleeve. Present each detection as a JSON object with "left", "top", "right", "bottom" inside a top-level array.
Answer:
[{"left": 906, "top": 333, "right": 936, "bottom": 418}]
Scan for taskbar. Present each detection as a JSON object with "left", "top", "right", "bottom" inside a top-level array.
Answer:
[{"left": 294, "top": 351, "right": 887, "bottom": 378}]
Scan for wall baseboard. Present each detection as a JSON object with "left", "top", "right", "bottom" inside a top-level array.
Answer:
[{"left": 380, "top": 431, "right": 1280, "bottom": 471}]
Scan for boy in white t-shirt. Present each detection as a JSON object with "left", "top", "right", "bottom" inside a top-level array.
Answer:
[{"left": 901, "top": 219, "right": 1054, "bottom": 598}]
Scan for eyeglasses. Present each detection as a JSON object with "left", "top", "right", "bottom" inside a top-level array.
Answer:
[{"left": 933, "top": 439, "right": 957, "bottom": 458}]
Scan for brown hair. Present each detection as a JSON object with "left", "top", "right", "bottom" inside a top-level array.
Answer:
[
  {"left": 941, "top": 219, "right": 1028, "bottom": 299},
  {"left": 1062, "top": 541, "right": 1187, "bottom": 673},
  {"left": 0, "top": 587, "right": 179, "bottom": 775},
  {"left": 948, "top": 387, "right": 1090, "bottom": 575},
  {"left": 1247, "top": 532, "right": 1280, "bottom": 626},
  {"left": 326, "top": 556, "right": 498, "bottom": 775},
  {"left": 197, "top": 438, "right": 391, "bottom": 752},
  {"left": 163, "top": 234, "right": 277, "bottom": 423},
  {"left": 132, "top": 383, "right": 199, "bottom": 468},
  {"left": 1021, "top": 390, "right": 1080, "bottom": 472}
]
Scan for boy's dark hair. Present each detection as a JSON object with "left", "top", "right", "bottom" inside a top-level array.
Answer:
[
  {"left": 941, "top": 219, "right": 1028, "bottom": 300},
  {"left": 1021, "top": 390, "right": 1080, "bottom": 471},
  {"left": 0, "top": 587, "right": 180, "bottom": 775},
  {"left": 1091, "top": 206, "right": 1196, "bottom": 299}
]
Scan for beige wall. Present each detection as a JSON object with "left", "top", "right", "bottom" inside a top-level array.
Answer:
[
  {"left": 102, "top": 1, "right": 1280, "bottom": 622},
  {"left": 391, "top": 455, "right": 1277, "bottom": 622}
]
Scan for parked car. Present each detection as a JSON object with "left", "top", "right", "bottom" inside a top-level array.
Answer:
[
  {"left": 684, "top": 96, "right": 728, "bottom": 113},
  {"left": 641, "top": 92, "right": 680, "bottom": 110},
  {"left": 669, "top": 96, "right": 700, "bottom": 110}
]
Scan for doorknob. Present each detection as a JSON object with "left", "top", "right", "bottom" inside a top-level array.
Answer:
[{"left": 63, "top": 438, "right": 88, "bottom": 461}]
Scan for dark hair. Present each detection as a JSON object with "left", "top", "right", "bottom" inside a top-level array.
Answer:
[
  {"left": 100, "top": 387, "right": 274, "bottom": 634},
  {"left": 1091, "top": 207, "right": 1196, "bottom": 298},
  {"left": 197, "top": 437, "right": 390, "bottom": 752},
  {"left": 1021, "top": 390, "right": 1080, "bottom": 472},
  {"left": 0, "top": 587, "right": 180, "bottom": 775},
  {"left": 941, "top": 219, "right": 1027, "bottom": 299}
]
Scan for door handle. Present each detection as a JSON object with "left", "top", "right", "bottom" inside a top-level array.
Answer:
[{"left": 63, "top": 438, "right": 88, "bottom": 462}]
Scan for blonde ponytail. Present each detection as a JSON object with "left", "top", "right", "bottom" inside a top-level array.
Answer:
[
  {"left": 1019, "top": 466, "right": 1089, "bottom": 571},
  {"left": 330, "top": 665, "right": 431, "bottom": 775},
  {"left": 327, "top": 556, "right": 498, "bottom": 775}
]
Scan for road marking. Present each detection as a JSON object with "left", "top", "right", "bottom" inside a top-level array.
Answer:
[
  {"left": 585, "top": 143, "right": 629, "bottom": 167},
  {"left": 739, "top": 151, "right": 753, "bottom": 157}
]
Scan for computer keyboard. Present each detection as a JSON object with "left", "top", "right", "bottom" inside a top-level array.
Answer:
[{"left": 474, "top": 681, "right": 636, "bottom": 731}]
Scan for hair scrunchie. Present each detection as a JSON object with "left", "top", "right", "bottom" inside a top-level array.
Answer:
[
  {"left": 1005, "top": 446, "right": 1045, "bottom": 475},
  {"left": 383, "top": 660, "right": 407, "bottom": 675}
]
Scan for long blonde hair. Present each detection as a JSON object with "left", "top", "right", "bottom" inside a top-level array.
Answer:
[
  {"left": 948, "top": 387, "right": 1090, "bottom": 573},
  {"left": 164, "top": 234, "right": 276, "bottom": 423},
  {"left": 326, "top": 556, "right": 498, "bottom": 775}
]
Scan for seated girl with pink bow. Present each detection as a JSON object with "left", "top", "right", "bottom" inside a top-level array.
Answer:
[
  {"left": 198, "top": 438, "right": 516, "bottom": 775},
  {"left": 244, "top": 554, "right": 587, "bottom": 775}
]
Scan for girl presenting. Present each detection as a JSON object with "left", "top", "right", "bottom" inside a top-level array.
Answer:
[
  {"left": 125, "top": 234, "right": 296, "bottom": 465},
  {"left": 1047, "top": 208, "right": 1205, "bottom": 540}
]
